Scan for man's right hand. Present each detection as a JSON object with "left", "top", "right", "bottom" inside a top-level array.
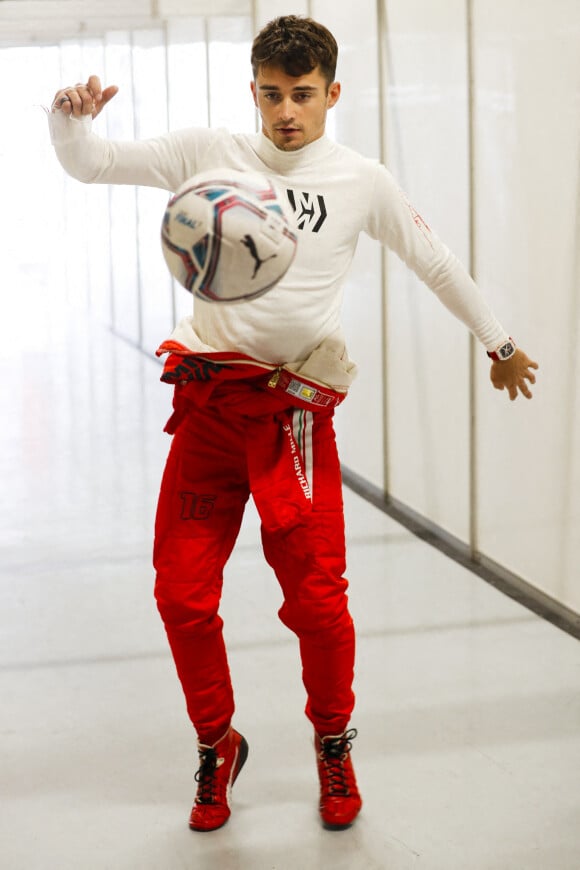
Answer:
[{"left": 51, "top": 74, "right": 119, "bottom": 119}]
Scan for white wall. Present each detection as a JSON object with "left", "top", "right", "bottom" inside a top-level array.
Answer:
[
  {"left": 378, "top": 0, "right": 473, "bottom": 542},
  {"left": 4, "top": 1, "right": 579, "bottom": 615},
  {"left": 473, "top": 0, "right": 580, "bottom": 608},
  {"left": 375, "top": 0, "right": 579, "bottom": 613}
]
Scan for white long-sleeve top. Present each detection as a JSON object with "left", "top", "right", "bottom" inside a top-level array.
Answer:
[{"left": 48, "top": 112, "right": 508, "bottom": 379}]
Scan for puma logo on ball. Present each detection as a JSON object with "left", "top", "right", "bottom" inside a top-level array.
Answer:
[{"left": 241, "top": 234, "right": 277, "bottom": 278}]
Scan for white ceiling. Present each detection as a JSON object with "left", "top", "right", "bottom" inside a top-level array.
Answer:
[{"left": 0, "top": 0, "right": 251, "bottom": 48}]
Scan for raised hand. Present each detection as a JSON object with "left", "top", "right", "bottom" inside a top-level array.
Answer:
[{"left": 51, "top": 74, "right": 118, "bottom": 119}]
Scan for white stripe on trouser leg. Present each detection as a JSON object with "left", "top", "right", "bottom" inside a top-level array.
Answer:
[
  {"left": 303, "top": 411, "right": 313, "bottom": 500},
  {"left": 291, "top": 409, "right": 313, "bottom": 502}
]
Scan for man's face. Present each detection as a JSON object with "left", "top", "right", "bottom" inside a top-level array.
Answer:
[{"left": 251, "top": 64, "right": 341, "bottom": 152}]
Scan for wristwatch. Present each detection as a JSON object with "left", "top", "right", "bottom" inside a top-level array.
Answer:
[{"left": 487, "top": 338, "right": 516, "bottom": 361}]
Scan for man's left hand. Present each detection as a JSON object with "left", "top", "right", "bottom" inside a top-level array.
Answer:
[{"left": 490, "top": 348, "right": 539, "bottom": 400}]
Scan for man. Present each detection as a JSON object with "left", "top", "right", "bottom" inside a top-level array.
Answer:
[{"left": 48, "top": 15, "right": 538, "bottom": 833}]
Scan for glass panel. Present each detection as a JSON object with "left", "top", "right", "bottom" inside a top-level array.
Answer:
[
  {"left": 207, "top": 16, "right": 254, "bottom": 133},
  {"left": 167, "top": 18, "right": 208, "bottom": 130},
  {"left": 132, "top": 28, "right": 175, "bottom": 353},
  {"left": 80, "top": 37, "right": 112, "bottom": 326},
  {"left": 166, "top": 17, "right": 209, "bottom": 324},
  {"left": 59, "top": 39, "right": 91, "bottom": 310},
  {"left": 104, "top": 30, "right": 140, "bottom": 344},
  {"left": 0, "top": 45, "right": 65, "bottom": 347}
]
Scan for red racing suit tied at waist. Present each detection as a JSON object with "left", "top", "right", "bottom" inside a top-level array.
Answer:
[{"left": 156, "top": 344, "right": 348, "bottom": 429}]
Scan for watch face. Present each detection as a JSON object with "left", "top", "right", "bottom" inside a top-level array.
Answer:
[{"left": 498, "top": 341, "right": 515, "bottom": 359}]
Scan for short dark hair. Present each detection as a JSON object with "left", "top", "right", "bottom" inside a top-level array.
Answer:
[{"left": 251, "top": 16, "right": 338, "bottom": 87}]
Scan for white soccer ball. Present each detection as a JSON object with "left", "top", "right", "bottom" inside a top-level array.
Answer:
[{"left": 161, "top": 168, "right": 298, "bottom": 302}]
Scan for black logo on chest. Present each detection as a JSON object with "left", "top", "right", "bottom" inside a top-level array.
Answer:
[{"left": 286, "top": 190, "right": 327, "bottom": 233}]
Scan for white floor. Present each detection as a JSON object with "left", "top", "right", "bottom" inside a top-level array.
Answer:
[{"left": 2, "top": 290, "right": 580, "bottom": 870}]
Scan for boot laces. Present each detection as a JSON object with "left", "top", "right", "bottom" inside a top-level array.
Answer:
[
  {"left": 319, "top": 728, "right": 357, "bottom": 795},
  {"left": 194, "top": 747, "right": 218, "bottom": 804}
]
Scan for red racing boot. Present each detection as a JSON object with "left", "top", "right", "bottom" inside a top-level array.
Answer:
[
  {"left": 189, "top": 727, "right": 249, "bottom": 832},
  {"left": 315, "top": 728, "right": 362, "bottom": 830}
]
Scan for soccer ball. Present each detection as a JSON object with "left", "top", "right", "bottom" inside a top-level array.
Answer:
[{"left": 161, "top": 168, "right": 298, "bottom": 302}]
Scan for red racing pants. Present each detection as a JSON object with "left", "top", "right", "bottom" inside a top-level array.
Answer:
[{"left": 153, "top": 374, "right": 355, "bottom": 745}]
